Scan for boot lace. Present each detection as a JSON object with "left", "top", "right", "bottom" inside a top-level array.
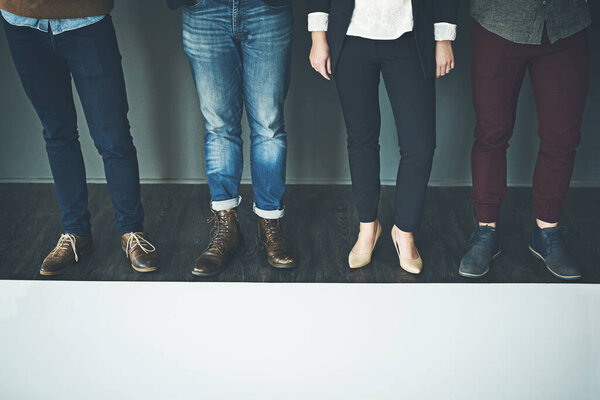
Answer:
[
  {"left": 207, "top": 212, "right": 231, "bottom": 253},
  {"left": 125, "top": 232, "right": 156, "bottom": 257},
  {"left": 51, "top": 233, "right": 79, "bottom": 261},
  {"left": 264, "top": 219, "right": 285, "bottom": 246},
  {"left": 544, "top": 226, "right": 573, "bottom": 251},
  {"left": 469, "top": 226, "right": 495, "bottom": 248}
]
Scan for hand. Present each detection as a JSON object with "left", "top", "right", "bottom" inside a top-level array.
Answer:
[
  {"left": 435, "top": 40, "right": 455, "bottom": 79},
  {"left": 309, "top": 31, "right": 332, "bottom": 81}
]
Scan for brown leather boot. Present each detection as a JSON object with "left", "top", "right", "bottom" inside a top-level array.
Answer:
[
  {"left": 192, "top": 209, "right": 241, "bottom": 277},
  {"left": 258, "top": 217, "right": 296, "bottom": 269},
  {"left": 121, "top": 232, "right": 159, "bottom": 273},
  {"left": 40, "top": 233, "right": 93, "bottom": 276}
]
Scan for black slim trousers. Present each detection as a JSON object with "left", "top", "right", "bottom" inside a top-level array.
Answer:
[{"left": 334, "top": 35, "right": 436, "bottom": 232}]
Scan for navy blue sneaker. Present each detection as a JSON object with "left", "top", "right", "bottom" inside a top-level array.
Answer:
[
  {"left": 459, "top": 225, "right": 501, "bottom": 278},
  {"left": 529, "top": 225, "right": 581, "bottom": 280}
]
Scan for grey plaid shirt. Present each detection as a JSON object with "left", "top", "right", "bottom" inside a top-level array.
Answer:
[{"left": 470, "top": 0, "right": 591, "bottom": 44}]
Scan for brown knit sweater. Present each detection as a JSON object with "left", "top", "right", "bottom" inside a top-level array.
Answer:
[{"left": 0, "top": 0, "right": 114, "bottom": 19}]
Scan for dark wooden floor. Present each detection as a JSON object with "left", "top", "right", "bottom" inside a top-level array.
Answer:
[{"left": 0, "top": 183, "right": 598, "bottom": 283}]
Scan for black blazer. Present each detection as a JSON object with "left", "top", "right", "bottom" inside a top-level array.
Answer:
[
  {"left": 167, "top": 0, "right": 292, "bottom": 9},
  {"left": 308, "top": 0, "right": 459, "bottom": 78}
]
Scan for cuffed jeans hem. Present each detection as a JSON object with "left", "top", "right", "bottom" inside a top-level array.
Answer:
[
  {"left": 212, "top": 196, "right": 242, "bottom": 212},
  {"left": 534, "top": 205, "right": 562, "bottom": 224},
  {"left": 64, "top": 228, "right": 92, "bottom": 237},
  {"left": 118, "top": 224, "right": 145, "bottom": 236},
  {"left": 253, "top": 203, "right": 284, "bottom": 219},
  {"left": 474, "top": 205, "right": 500, "bottom": 224}
]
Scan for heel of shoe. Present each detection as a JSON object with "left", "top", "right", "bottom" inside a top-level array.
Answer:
[{"left": 391, "top": 227, "right": 423, "bottom": 275}]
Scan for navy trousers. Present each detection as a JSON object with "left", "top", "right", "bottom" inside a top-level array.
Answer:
[{"left": 3, "top": 16, "right": 144, "bottom": 236}]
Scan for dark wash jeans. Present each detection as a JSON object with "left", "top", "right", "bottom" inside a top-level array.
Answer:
[
  {"left": 470, "top": 23, "right": 590, "bottom": 224},
  {"left": 3, "top": 16, "right": 144, "bottom": 236}
]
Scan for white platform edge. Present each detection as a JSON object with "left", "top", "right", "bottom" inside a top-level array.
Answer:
[{"left": 1, "top": 281, "right": 599, "bottom": 399}]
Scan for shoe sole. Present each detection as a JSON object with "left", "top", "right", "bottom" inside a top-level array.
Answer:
[
  {"left": 40, "top": 266, "right": 72, "bottom": 276},
  {"left": 191, "top": 244, "right": 243, "bottom": 277},
  {"left": 191, "top": 268, "right": 224, "bottom": 277},
  {"left": 131, "top": 264, "right": 158, "bottom": 273},
  {"left": 256, "top": 236, "right": 297, "bottom": 269},
  {"left": 528, "top": 246, "right": 582, "bottom": 280},
  {"left": 458, "top": 250, "right": 502, "bottom": 279},
  {"left": 39, "top": 246, "right": 93, "bottom": 276},
  {"left": 268, "top": 260, "right": 297, "bottom": 269}
]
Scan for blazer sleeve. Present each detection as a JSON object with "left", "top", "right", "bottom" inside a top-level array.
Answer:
[
  {"left": 307, "top": 0, "right": 331, "bottom": 14},
  {"left": 433, "top": 0, "right": 459, "bottom": 24}
]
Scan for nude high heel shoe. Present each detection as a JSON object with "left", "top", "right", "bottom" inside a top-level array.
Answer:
[
  {"left": 348, "top": 221, "right": 382, "bottom": 269},
  {"left": 391, "top": 226, "right": 423, "bottom": 274}
]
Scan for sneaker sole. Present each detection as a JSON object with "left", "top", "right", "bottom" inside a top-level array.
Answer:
[
  {"left": 458, "top": 250, "right": 502, "bottom": 279},
  {"left": 528, "top": 246, "right": 582, "bottom": 280}
]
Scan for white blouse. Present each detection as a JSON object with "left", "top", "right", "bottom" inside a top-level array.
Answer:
[{"left": 308, "top": 0, "right": 457, "bottom": 41}]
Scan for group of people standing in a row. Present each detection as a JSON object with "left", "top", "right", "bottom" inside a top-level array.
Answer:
[{"left": 0, "top": 0, "right": 592, "bottom": 280}]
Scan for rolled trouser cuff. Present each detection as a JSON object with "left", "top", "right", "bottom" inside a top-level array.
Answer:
[
  {"left": 212, "top": 196, "right": 242, "bottom": 212},
  {"left": 253, "top": 203, "right": 284, "bottom": 219}
]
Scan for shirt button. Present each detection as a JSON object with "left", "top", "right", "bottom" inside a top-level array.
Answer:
[{"left": 542, "top": 0, "right": 547, "bottom": 4}]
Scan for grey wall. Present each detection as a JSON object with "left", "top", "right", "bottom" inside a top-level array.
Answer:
[{"left": 0, "top": 1, "right": 599, "bottom": 186}]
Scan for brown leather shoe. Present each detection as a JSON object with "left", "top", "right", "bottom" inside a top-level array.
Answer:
[
  {"left": 40, "top": 233, "right": 92, "bottom": 276},
  {"left": 258, "top": 217, "right": 296, "bottom": 269},
  {"left": 121, "top": 232, "right": 159, "bottom": 273},
  {"left": 192, "top": 209, "right": 241, "bottom": 277}
]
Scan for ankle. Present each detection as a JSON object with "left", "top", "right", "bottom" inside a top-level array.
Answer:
[
  {"left": 536, "top": 219, "right": 558, "bottom": 229},
  {"left": 359, "top": 220, "right": 378, "bottom": 234},
  {"left": 478, "top": 221, "right": 497, "bottom": 228},
  {"left": 392, "top": 226, "right": 414, "bottom": 241}
]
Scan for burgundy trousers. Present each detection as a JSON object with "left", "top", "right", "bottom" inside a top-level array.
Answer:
[{"left": 470, "top": 23, "right": 590, "bottom": 223}]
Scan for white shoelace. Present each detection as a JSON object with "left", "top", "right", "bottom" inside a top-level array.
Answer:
[
  {"left": 125, "top": 232, "right": 156, "bottom": 257},
  {"left": 52, "top": 233, "right": 79, "bottom": 262}
]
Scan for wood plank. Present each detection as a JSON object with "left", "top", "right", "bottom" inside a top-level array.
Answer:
[{"left": 0, "top": 183, "right": 597, "bottom": 283}]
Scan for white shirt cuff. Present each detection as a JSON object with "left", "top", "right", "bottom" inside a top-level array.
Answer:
[
  {"left": 434, "top": 22, "right": 457, "bottom": 41},
  {"left": 308, "top": 12, "right": 329, "bottom": 32}
]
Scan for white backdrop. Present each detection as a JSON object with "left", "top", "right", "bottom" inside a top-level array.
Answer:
[{"left": 1, "top": 281, "right": 599, "bottom": 399}]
